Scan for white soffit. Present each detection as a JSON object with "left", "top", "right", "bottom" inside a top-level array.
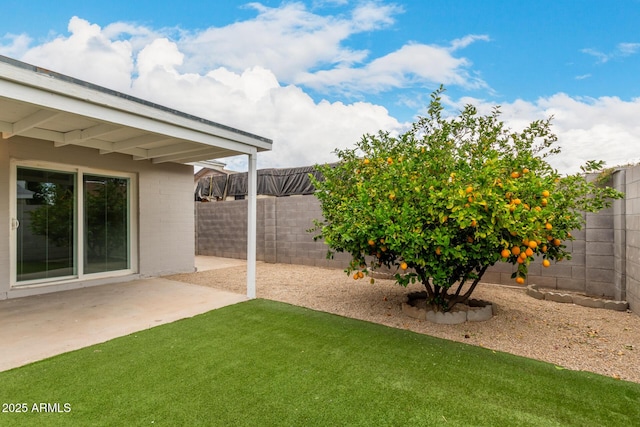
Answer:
[{"left": 0, "top": 56, "right": 272, "bottom": 163}]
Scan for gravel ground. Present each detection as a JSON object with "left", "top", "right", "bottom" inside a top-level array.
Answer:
[{"left": 167, "top": 262, "right": 640, "bottom": 383}]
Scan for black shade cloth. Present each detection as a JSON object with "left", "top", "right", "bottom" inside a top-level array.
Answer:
[{"left": 197, "top": 165, "right": 329, "bottom": 199}]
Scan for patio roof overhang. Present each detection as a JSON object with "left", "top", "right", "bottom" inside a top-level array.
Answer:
[
  {"left": 0, "top": 55, "right": 272, "bottom": 163},
  {"left": 1, "top": 55, "right": 269, "bottom": 300}
]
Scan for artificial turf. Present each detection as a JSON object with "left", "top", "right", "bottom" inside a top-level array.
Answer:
[{"left": 1, "top": 299, "right": 638, "bottom": 426}]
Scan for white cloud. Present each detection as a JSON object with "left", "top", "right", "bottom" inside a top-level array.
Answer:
[
  {"left": 0, "top": 33, "right": 32, "bottom": 58},
  {"left": 350, "top": 1, "right": 402, "bottom": 31},
  {"left": 296, "top": 41, "right": 488, "bottom": 95},
  {"left": 136, "top": 38, "right": 184, "bottom": 77},
  {"left": 20, "top": 17, "right": 134, "bottom": 92},
  {"left": 449, "top": 34, "right": 491, "bottom": 51},
  {"left": 130, "top": 56, "right": 404, "bottom": 170},
  {"left": 6, "top": 7, "right": 637, "bottom": 176},
  {"left": 582, "top": 42, "right": 640, "bottom": 63},
  {"left": 177, "top": 2, "right": 379, "bottom": 81},
  {"left": 437, "top": 94, "right": 640, "bottom": 173}
]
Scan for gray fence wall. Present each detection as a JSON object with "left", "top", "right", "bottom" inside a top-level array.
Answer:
[
  {"left": 197, "top": 196, "right": 353, "bottom": 267},
  {"left": 196, "top": 166, "right": 640, "bottom": 314}
]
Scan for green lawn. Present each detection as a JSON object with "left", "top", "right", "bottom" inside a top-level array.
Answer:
[{"left": 1, "top": 299, "right": 638, "bottom": 426}]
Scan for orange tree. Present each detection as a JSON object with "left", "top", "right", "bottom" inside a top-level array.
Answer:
[{"left": 311, "top": 88, "right": 623, "bottom": 312}]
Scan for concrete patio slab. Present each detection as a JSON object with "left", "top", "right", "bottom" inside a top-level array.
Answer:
[
  {"left": 0, "top": 277, "right": 247, "bottom": 372},
  {"left": 195, "top": 255, "right": 249, "bottom": 271}
]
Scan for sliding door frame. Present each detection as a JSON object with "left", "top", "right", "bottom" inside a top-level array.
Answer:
[{"left": 9, "top": 159, "right": 138, "bottom": 288}]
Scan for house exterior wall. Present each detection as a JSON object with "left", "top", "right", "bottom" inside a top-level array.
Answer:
[
  {"left": 138, "top": 165, "right": 195, "bottom": 277},
  {"left": 1, "top": 136, "right": 195, "bottom": 299}
]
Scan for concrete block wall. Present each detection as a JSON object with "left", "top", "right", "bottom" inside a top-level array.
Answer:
[
  {"left": 484, "top": 229, "right": 590, "bottom": 292},
  {"left": 196, "top": 196, "right": 350, "bottom": 268},
  {"left": 196, "top": 167, "right": 640, "bottom": 315},
  {"left": 625, "top": 166, "right": 640, "bottom": 311},
  {"left": 197, "top": 200, "right": 248, "bottom": 259},
  {"left": 613, "top": 169, "right": 627, "bottom": 301},
  {"left": 273, "top": 196, "right": 351, "bottom": 268}
]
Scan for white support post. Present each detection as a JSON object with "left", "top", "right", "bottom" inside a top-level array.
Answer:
[{"left": 247, "top": 149, "right": 258, "bottom": 299}]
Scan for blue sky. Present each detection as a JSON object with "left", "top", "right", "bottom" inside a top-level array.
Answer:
[{"left": 2, "top": 0, "right": 639, "bottom": 172}]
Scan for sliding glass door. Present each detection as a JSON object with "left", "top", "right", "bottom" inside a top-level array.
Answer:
[
  {"left": 15, "top": 165, "right": 132, "bottom": 285},
  {"left": 83, "top": 175, "right": 129, "bottom": 274},
  {"left": 16, "top": 168, "right": 76, "bottom": 282}
]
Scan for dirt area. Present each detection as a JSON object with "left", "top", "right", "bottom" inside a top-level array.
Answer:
[{"left": 167, "top": 262, "right": 640, "bottom": 383}]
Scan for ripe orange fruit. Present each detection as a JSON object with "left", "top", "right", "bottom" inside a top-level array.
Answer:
[
  {"left": 519, "top": 251, "right": 528, "bottom": 260},
  {"left": 387, "top": 157, "right": 393, "bottom": 164},
  {"left": 501, "top": 249, "right": 511, "bottom": 258},
  {"left": 436, "top": 247, "right": 442, "bottom": 255},
  {"left": 389, "top": 193, "right": 396, "bottom": 200},
  {"left": 466, "top": 186, "right": 473, "bottom": 194},
  {"left": 357, "top": 271, "right": 364, "bottom": 279},
  {"left": 471, "top": 219, "right": 477, "bottom": 227},
  {"left": 545, "top": 223, "right": 553, "bottom": 230},
  {"left": 400, "top": 262, "right": 408, "bottom": 270},
  {"left": 522, "top": 168, "right": 530, "bottom": 174},
  {"left": 541, "top": 198, "right": 548, "bottom": 206},
  {"left": 528, "top": 240, "right": 537, "bottom": 249},
  {"left": 516, "top": 277, "right": 525, "bottom": 285},
  {"left": 468, "top": 196, "right": 474, "bottom": 203},
  {"left": 542, "top": 190, "right": 550, "bottom": 197},
  {"left": 511, "top": 246, "right": 521, "bottom": 256},
  {"left": 517, "top": 257, "right": 524, "bottom": 264},
  {"left": 522, "top": 238, "right": 530, "bottom": 246},
  {"left": 553, "top": 238, "right": 561, "bottom": 246},
  {"left": 513, "top": 198, "right": 522, "bottom": 205},
  {"left": 541, "top": 245, "right": 548, "bottom": 253},
  {"left": 381, "top": 246, "right": 387, "bottom": 252},
  {"left": 542, "top": 259, "right": 551, "bottom": 268},
  {"left": 511, "top": 171, "right": 521, "bottom": 179},
  {"left": 368, "top": 239, "right": 375, "bottom": 246},
  {"left": 353, "top": 273, "right": 359, "bottom": 280},
  {"left": 525, "top": 247, "right": 534, "bottom": 257},
  {"left": 363, "top": 158, "right": 370, "bottom": 165}
]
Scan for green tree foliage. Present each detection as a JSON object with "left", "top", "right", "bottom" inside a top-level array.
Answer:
[
  {"left": 311, "top": 87, "right": 623, "bottom": 312},
  {"left": 29, "top": 183, "right": 74, "bottom": 248},
  {"left": 30, "top": 177, "right": 128, "bottom": 260}
]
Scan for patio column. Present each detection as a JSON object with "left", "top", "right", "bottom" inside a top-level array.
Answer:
[{"left": 247, "top": 148, "right": 257, "bottom": 299}]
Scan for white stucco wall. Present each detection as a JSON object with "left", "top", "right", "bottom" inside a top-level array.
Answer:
[{"left": 1, "top": 136, "right": 195, "bottom": 299}]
